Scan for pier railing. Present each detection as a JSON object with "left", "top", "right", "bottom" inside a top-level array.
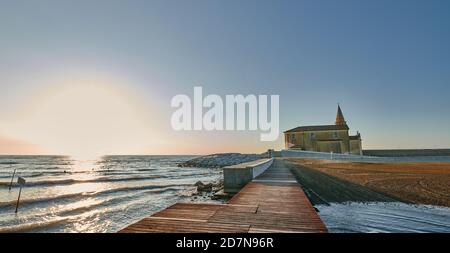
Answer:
[{"left": 280, "top": 149, "right": 446, "bottom": 163}]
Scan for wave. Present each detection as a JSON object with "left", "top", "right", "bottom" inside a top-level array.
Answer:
[
  {"left": 57, "top": 187, "right": 178, "bottom": 217},
  {"left": 0, "top": 183, "right": 189, "bottom": 209},
  {"left": 0, "top": 162, "right": 18, "bottom": 165},
  {"left": 0, "top": 187, "right": 183, "bottom": 232},
  {"left": 135, "top": 168, "right": 157, "bottom": 172},
  {"left": 0, "top": 171, "right": 84, "bottom": 179},
  {"left": 0, "top": 192, "right": 85, "bottom": 209},
  {"left": 0, "top": 217, "right": 69, "bottom": 233},
  {"left": 1, "top": 171, "right": 212, "bottom": 188},
  {"left": 0, "top": 175, "right": 165, "bottom": 187}
]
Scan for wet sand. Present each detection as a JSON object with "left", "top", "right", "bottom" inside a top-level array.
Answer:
[{"left": 285, "top": 158, "right": 450, "bottom": 207}]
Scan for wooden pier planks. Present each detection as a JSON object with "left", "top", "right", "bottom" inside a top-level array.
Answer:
[
  {"left": 119, "top": 159, "right": 328, "bottom": 233},
  {"left": 121, "top": 217, "right": 251, "bottom": 233}
]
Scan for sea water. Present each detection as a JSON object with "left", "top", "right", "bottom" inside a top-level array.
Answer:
[{"left": 0, "top": 155, "right": 222, "bottom": 232}]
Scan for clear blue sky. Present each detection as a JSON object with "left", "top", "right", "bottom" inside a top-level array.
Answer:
[{"left": 1, "top": 0, "right": 450, "bottom": 154}]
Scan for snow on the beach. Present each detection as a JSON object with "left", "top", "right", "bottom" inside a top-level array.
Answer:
[{"left": 316, "top": 202, "right": 450, "bottom": 233}]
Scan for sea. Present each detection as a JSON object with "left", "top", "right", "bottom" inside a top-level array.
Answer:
[{"left": 0, "top": 155, "right": 222, "bottom": 232}]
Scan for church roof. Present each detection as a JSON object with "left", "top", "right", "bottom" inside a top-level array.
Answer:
[
  {"left": 335, "top": 105, "right": 347, "bottom": 125},
  {"left": 284, "top": 124, "right": 349, "bottom": 133},
  {"left": 349, "top": 135, "right": 361, "bottom": 140}
]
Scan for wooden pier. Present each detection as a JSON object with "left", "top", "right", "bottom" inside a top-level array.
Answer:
[{"left": 119, "top": 159, "right": 327, "bottom": 233}]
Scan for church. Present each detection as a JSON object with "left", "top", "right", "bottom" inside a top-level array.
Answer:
[{"left": 284, "top": 105, "right": 362, "bottom": 155}]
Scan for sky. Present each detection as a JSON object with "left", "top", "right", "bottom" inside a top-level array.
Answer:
[{"left": 1, "top": 0, "right": 450, "bottom": 156}]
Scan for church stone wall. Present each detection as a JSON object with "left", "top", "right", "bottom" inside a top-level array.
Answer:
[
  {"left": 350, "top": 139, "right": 362, "bottom": 155},
  {"left": 284, "top": 130, "right": 351, "bottom": 153}
]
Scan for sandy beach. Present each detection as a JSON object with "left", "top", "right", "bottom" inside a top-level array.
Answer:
[{"left": 286, "top": 158, "right": 450, "bottom": 207}]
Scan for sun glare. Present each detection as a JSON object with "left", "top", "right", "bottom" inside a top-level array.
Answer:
[{"left": 7, "top": 79, "right": 154, "bottom": 157}]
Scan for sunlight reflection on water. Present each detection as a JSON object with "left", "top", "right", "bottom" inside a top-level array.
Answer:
[{"left": 0, "top": 155, "right": 221, "bottom": 232}]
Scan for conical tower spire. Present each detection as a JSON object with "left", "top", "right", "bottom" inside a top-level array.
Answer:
[{"left": 335, "top": 104, "right": 347, "bottom": 125}]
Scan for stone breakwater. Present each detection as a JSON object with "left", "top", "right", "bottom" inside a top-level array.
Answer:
[{"left": 178, "top": 153, "right": 268, "bottom": 168}]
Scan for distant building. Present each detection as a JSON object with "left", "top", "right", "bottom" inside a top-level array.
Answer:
[{"left": 283, "top": 105, "right": 362, "bottom": 155}]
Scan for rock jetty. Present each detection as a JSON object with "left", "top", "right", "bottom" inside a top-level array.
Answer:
[{"left": 178, "top": 153, "right": 268, "bottom": 168}]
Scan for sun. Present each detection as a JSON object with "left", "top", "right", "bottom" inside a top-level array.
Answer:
[{"left": 7, "top": 78, "right": 154, "bottom": 157}]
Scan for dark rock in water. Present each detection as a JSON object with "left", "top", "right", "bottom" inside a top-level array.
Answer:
[
  {"left": 193, "top": 180, "right": 224, "bottom": 195},
  {"left": 199, "top": 183, "right": 213, "bottom": 192},
  {"left": 190, "top": 179, "right": 229, "bottom": 202},
  {"left": 195, "top": 181, "right": 213, "bottom": 192},
  {"left": 212, "top": 190, "right": 233, "bottom": 201}
]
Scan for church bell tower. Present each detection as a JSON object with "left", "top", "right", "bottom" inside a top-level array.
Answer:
[{"left": 335, "top": 104, "right": 347, "bottom": 125}]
